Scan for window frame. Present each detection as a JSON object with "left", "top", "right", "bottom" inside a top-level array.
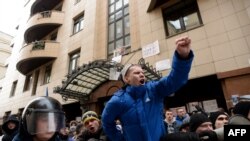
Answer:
[
  {"left": 10, "top": 81, "right": 18, "bottom": 97},
  {"left": 31, "top": 70, "right": 39, "bottom": 95},
  {"left": 23, "top": 74, "right": 32, "bottom": 92},
  {"left": 107, "top": 0, "right": 130, "bottom": 58},
  {"left": 68, "top": 51, "right": 80, "bottom": 74},
  {"left": 73, "top": 13, "right": 84, "bottom": 34},
  {"left": 162, "top": 0, "right": 203, "bottom": 37},
  {"left": 43, "top": 64, "right": 52, "bottom": 84}
]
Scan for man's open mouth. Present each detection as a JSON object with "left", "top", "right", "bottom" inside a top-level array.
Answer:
[{"left": 140, "top": 79, "right": 145, "bottom": 85}]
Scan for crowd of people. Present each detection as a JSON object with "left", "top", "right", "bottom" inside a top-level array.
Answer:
[
  {"left": 0, "top": 36, "right": 249, "bottom": 141},
  {"left": 160, "top": 101, "right": 250, "bottom": 141}
]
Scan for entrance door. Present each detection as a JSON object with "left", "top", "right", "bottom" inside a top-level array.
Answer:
[
  {"left": 97, "top": 96, "right": 112, "bottom": 114},
  {"left": 164, "top": 75, "right": 227, "bottom": 113}
]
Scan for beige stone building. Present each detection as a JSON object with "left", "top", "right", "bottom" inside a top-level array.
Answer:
[
  {"left": 0, "top": 0, "right": 250, "bottom": 124},
  {"left": 0, "top": 31, "right": 12, "bottom": 82},
  {"left": 0, "top": 31, "right": 13, "bottom": 124}
]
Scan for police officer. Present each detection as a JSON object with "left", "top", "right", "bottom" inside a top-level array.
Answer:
[{"left": 12, "top": 96, "right": 66, "bottom": 141}]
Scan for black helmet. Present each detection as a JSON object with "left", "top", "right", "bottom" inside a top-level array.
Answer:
[{"left": 21, "top": 96, "right": 65, "bottom": 135}]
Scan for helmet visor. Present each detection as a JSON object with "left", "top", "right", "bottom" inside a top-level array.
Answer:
[{"left": 26, "top": 109, "right": 65, "bottom": 135}]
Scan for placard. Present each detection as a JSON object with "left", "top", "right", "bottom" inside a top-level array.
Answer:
[
  {"left": 156, "top": 59, "right": 171, "bottom": 71},
  {"left": 142, "top": 40, "right": 160, "bottom": 58},
  {"left": 202, "top": 99, "right": 218, "bottom": 112}
]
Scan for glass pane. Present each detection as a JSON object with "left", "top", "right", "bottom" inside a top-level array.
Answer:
[
  {"left": 125, "top": 35, "right": 130, "bottom": 46},
  {"left": 167, "top": 20, "right": 181, "bottom": 35},
  {"left": 116, "top": 20, "right": 123, "bottom": 38},
  {"left": 124, "top": 15, "right": 130, "bottom": 34},
  {"left": 80, "top": 19, "right": 84, "bottom": 30},
  {"left": 71, "top": 59, "right": 76, "bottom": 71},
  {"left": 74, "top": 23, "right": 79, "bottom": 33},
  {"left": 109, "top": 23, "right": 114, "bottom": 42},
  {"left": 115, "top": 10, "right": 122, "bottom": 20},
  {"left": 109, "top": 4, "right": 114, "bottom": 14},
  {"left": 108, "top": 43, "right": 114, "bottom": 54},
  {"left": 109, "top": 0, "right": 115, "bottom": 4},
  {"left": 184, "top": 12, "right": 200, "bottom": 30},
  {"left": 116, "top": 0, "right": 122, "bottom": 10},
  {"left": 109, "top": 14, "right": 115, "bottom": 23},
  {"left": 124, "top": 7, "right": 129, "bottom": 15},
  {"left": 72, "top": 53, "right": 79, "bottom": 58},
  {"left": 116, "top": 38, "right": 123, "bottom": 48},
  {"left": 124, "top": 0, "right": 129, "bottom": 6}
]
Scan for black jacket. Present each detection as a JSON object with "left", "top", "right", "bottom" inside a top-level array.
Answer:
[
  {"left": 77, "top": 127, "right": 109, "bottom": 141},
  {"left": 2, "top": 115, "right": 19, "bottom": 141}
]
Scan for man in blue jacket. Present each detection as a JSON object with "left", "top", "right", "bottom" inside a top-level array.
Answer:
[{"left": 101, "top": 36, "right": 194, "bottom": 141}]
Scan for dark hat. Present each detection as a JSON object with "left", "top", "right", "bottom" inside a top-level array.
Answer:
[
  {"left": 209, "top": 111, "right": 228, "bottom": 128},
  {"left": 233, "top": 101, "right": 250, "bottom": 118},
  {"left": 82, "top": 111, "right": 99, "bottom": 125},
  {"left": 179, "top": 121, "right": 190, "bottom": 131},
  {"left": 189, "top": 113, "right": 211, "bottom": 132},
  {"left": 2, "top": 115, "right": 19, "bottom": 133}
]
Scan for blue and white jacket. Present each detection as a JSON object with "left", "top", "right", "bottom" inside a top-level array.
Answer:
[{"left": 102, "top": 51, "right": 194, "bottom": 141}]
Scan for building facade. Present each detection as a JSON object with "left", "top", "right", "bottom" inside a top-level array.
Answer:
[
  {"left": 0, "top": 0, "right": 250, "bottom": 124},
  {"left": 0, "top": 31, "right": 12, "bottom": 82},
  {"left": 0, "top": 31, "right": 13, "bottom": 124}
]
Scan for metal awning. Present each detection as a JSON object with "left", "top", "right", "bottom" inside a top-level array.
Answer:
[{"left": 53, "top": 58, "right": 162, "bottom": 102}]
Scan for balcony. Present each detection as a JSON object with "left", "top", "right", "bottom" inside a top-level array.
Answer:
[
  {"left": 24, "top": 10, "right": 64, "bottom": 43},
  {"left": 16, "top": 40, "right": 60, "bottom": 75},
  {"left": 30, "top": 0, "right": 62, "bottom": 16}
]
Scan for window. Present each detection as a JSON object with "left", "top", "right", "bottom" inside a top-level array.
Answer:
[
  {"left": 23, "top": 74, "right": 32, "bottom": 92},
  {"left": 10, "top": 81, "right": 17, "bottom": 97},
  {"left": 69, "top": 51, "right": 80, "bottom": 74},
  {"left": 31, "top": 70, "right": 39, "bottom": 95},
  {"left": 73, "top": 14, "right": 84, "bottom": 34},
  {"left": 44, "top": 64, "right": 52, "bottom": 84},
  {"left": 162, "top": 0, "right": 203, "bottom": 36},
  {"left": 108, "top": 0, "right": 130, "bottom": 58}
]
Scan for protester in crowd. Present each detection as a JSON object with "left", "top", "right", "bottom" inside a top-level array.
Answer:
[
  {"left": 102, "top": 36, "right": 194, "bottom": 141},
  {"left": 72, "top": 123, "right": 84, "bottom": 140},
  {"left": 232, "top": 101, "right": 250, "bottom": 120},
  {"left": 178, "top": 119, "right": 190, "bottom": 133},
  {"left": 160, "top": 130, "right": 218, "bottom": 141},
  {"left": 77, "top": 111, "right": 109, "bottom": 141},
  {"left": 226, "top": 101, "right": 250, "bottom": 126},
  {"left": 115, "top": 119, "right": 123, "bottom": 134},
  {"left": 160, "top": 113, "right": 217, "bottom": 141},
  {"left": 12, "top": 96, "right": 65, "bottom": 141},
  {"left": 175, "top": 107, "right": 190, "bottom": 128},
  {"left": 189, "top": 113, "right": 213, "bottom": 134},
  {"left": 1, "top": 115, "right": 19, "bottom": 141},
  {"left": 59, "top": 127, "right": 70, "bottom": 141},
  {"left": 0, "top": 125, "right": 3, "bottom": 140},
  {"left": 65, "top": 120, "right": 78, "bottom": 141},
  {"left": 69, "top": 120, "right": 78, "bottom": 134},
  {"left": 164, "top": 109, "right": 178, "bottom": 134},
  {"left": 209, "top": 111, "right": 229, "bottom": 129},
  {"left": 204, "top": 101, "right": 250, "bottom": 141}
]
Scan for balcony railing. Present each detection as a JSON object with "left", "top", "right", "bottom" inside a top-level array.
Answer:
[{"left": 16, "top": 40, "right": 60, "bottom": 74}]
